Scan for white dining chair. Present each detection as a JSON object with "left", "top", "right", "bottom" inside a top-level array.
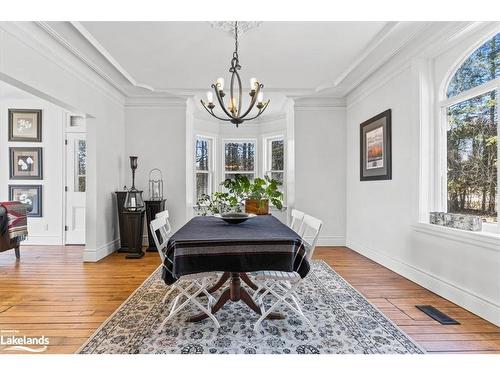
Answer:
[
  {"left": 150, "top": 217, "right": 220, "bottom": 330},
  {"left": 252, "top": 213, "right": 323, "bottom": 332},
  {"left": 290, "top": 208, "right": 305, "bottom": 235}
]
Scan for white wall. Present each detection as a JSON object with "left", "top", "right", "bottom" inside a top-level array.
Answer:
[
  {"left": 293, "top": 101, "right": 346, "bottom": 246},
  {"left": 124, "top": 99, "right": 188, "bottom": 233},
  {"left": 345, "top": 26, "right": 500, "bottom": 326},
  {"left": 0, "top": 22, "right": 126, "bottom": 261},
  {"left": 0, "top": 82, "right": 65, "bottom": 245}
]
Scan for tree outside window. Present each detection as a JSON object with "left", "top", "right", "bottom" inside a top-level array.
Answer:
[
  {"left": 445, "top": 33, "right": 499, "bottom": 224},
  {"left": 224, "top": 141, "right": 256, "bottom": 181}
]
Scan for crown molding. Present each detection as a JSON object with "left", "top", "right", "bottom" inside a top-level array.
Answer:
[
  {"left": 125, "top": 95, "right": 187, "bottom": 108},
  {"left": 35, "top": 21, "right": 127, "bottom": 98},
  {"left": 315, "top": 22, "right": 400, "bottom": 94},
  {"left": 346, "top": 22, "right": 491, "bottom": 108},
  {"left": 0, "top": 22, "right": 125, "bottom": 108},
  {"left": 294, "top": 96, "right": 346, "bottom": 109},
  {"left": 340, "top": 22, "right": 431, "bottom": 97}
]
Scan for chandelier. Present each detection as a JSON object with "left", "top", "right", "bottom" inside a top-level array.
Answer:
[{"left": 200, "top": 21, "right": 270, "bottom": 127}]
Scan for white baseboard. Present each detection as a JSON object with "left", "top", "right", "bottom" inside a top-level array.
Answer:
[
  {"left": 346, "top": 239, "right": 500, "bottom": 327},
  {"left": 313, "top": 235, "right": 346, "bottom": 246},
  {"left": 21, "top": 235, "right": 63, "bottom": 246},
  {"left": 83, "top": 238, "right": 120, "bottom": 262}
]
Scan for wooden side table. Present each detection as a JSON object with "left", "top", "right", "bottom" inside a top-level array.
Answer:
[
  {"left": 115, "top": 191, "right": 128, "bottom": 250},
  {"left": 118, "top": 209, "right": 145, "bottom": 259},
  {"left": 144, "top": 199, "right": 166, "bottom": 252}
]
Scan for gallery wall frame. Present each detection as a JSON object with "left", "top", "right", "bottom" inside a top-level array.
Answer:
[
  {"left": 9, "top": 147, "right": 43, "bottom": 180},
  {"left": 360, "top": 109, "right": 392, "bottom": 181},
  {"left": 8, "top": 109, "right": 42, "bottom": 142},
  {"left": 8, "top": 184, "right": 43, "bottom": 217}
]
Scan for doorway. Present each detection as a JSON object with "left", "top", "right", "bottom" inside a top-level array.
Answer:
[{"left": 64, "top": 115, "right": 86, "bottom": 245}]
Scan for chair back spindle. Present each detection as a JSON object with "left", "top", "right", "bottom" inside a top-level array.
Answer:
[
  {"left": 290, "top": 209, "right": 305, "bottom": 234},
  {"left": 300, "top": 214, "right": 322, "bottom": 261}
]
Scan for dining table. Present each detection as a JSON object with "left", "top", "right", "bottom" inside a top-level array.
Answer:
[{"left": 161, "top": 214, "right": 310, "bottom": 322}]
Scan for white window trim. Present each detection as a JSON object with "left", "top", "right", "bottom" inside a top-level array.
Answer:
[
  {"left": 222, "top": 138, "right": 258, "bottom": 181},
  {"left": 194, "top": 135, "right": 215, "bottom": 203},
  {"left": 437, "top": 71, "right": 500, "bottom": 233}
]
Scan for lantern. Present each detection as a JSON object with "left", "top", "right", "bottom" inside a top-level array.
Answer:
[
  {"left": 124, "top": 156, "right": 145, "bottom": 212},
  {"left": 148, "top": 168, "right": 164, "bottom": 201}
]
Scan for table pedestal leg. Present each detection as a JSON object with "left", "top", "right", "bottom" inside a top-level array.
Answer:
[
  {"left": 187, "top": 272, "right": 283, "bottom": 322},
  {"left": 240, "top": 273, "right": 259, "bottom": 290},
  {"left": 207, "top": 272, "right": 230, "bottom": 293}
]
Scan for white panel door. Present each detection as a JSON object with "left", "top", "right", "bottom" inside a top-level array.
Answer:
[{"left": 65, "top": 133, "right": 86, "bottom": 245}]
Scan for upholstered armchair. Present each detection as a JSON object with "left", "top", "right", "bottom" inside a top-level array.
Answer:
[{"left": 0, "top": 205, "right": 23, "bottom": 259}]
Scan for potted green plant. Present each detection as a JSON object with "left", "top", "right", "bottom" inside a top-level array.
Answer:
[
  {"left": 222, "top": 174, "right": 283, "bottom": 215},
  {"left": 196, "top": 174, "right": 284, "bottom": 216}
]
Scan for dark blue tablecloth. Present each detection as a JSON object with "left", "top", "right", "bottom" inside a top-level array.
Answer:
[{"left": 161, "top": 215, "right": 309, "bottom": 285}]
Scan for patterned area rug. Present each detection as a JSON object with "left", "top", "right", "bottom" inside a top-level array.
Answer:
[{"left": 77, "top": 261, "right": 424, "bottom": 354}]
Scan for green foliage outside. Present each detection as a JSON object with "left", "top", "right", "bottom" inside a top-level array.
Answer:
[{"left": 447, "top": 34, "right": 499, "bottom": 222}]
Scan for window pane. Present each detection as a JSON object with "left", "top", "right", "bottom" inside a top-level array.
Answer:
[
  {"left": 270, "top": 172, "right": 284, "bottom": 185},
  {"left": 196, "top": 173, "right": 209, "bottom": 200},
  {"left": 224, "top": 173, "right": 254, "bottom": 181},
  {"left": 271, "top": 140, "right": 284, "bottom": 170},
  {"left": 78, "top": 176, "right": 86, "bottom": 192},
  {"left": 196, "top": 138, "right": 209, "bottom": 171},
  {"left": 447, "top": 33, "right": 499, "bottom": 98},
  {"left": 74, "top": 139, "right": 86, "bottom": 192},
  {"left": 447, "top": 90, "right": 497, "bottom": 222},
  {"left": 224, "top": 142, "right": 255, "bottom": 171}
]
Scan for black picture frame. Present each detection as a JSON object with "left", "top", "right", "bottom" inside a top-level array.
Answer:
[
  {"left": 8, "top": 109, "right": 42, "bottom": 142},
  {"left": 8, "top": 184, "right": 43, "bottom": 217},
  {"left": 360, "top": 109, "right": 392, "bottom": 181},
  {"left": 9, "top": 147, "right": 43, "bottom": 180}
]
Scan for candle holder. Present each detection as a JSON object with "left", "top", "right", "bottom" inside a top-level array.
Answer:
[{"left": 124, "top": 156, "right": 144, "bottom": 212}]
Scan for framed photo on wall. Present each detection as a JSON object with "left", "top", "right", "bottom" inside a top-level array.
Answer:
[
  {"left": 8, "top": 184, "right": 43, "bottom": 217},
  {"left": 8, "top": 109, "right": 42, "bottom": 142},
  {"left": 9, "top": 147, "right": 43, "bottom": 179},
  {"left": 360, "top": 109, "right": 392, "bottom": 181}
]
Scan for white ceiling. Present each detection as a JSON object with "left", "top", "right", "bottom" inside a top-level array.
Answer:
[
  {"left": 79, "top": 21, "right": 387, "bottom": 92},
  {"left": 41, "top": 21, "right": 432, "bottom": 101}
]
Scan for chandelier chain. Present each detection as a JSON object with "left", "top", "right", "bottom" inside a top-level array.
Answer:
[{"left": 234, "top": 21, "right": 239, "bottom": 60}]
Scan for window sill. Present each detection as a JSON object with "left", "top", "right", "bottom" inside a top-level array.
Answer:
[{"left": 412, "top": 222, "right": 500, "bottom": 253}]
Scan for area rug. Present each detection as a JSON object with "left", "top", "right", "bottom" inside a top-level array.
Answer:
[{"left": 77, "top": 261, "right": 425, "bottom": 354}]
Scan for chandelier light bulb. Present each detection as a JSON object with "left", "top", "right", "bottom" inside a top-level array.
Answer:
[
  {"left": 206, "top": 91, "right": 214, "bottom": 104},
  {"left": 229, "top": 97, "right": 237, "bottom": 112},
  {"left": 216, "top": 77, "right": 225, "bottom": 91},
  {"left": 257, "top": 91, "right": 264, "bottom": 103},
  {"left": 250, "top": 77, "right": 257, "bottom": 90}
]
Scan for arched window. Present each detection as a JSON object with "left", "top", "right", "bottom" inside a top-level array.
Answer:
[{"left": 442, "top": 33, "right": 499, "bottom": 229}]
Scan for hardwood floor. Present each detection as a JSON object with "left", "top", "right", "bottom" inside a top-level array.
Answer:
[
  {"left": 0, "top": 245, "right": 499, "bottom": 354},
  {"left": 314, "top": 247, "right": 500, "bottom": 354}
]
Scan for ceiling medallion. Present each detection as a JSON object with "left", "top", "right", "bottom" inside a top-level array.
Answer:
[
  {"left": 209, "top": 21, "right": 263, "bottom": 36},
  {"left": 201, "top": 21, "right": 269, "bottom": 127}
]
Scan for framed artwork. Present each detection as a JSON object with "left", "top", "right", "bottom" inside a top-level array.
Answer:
[
  {"left": 8, "top": 185, "right": 43, "bottom": 217},
  {"left": 8, "top": 109, "right": 42, "bottom": 142},
  {"left": 9, "top": 147, "right": 43, "bottom": 179},
  {"left": 360, "top": 109, "right": 392, "bottom": 181}
]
